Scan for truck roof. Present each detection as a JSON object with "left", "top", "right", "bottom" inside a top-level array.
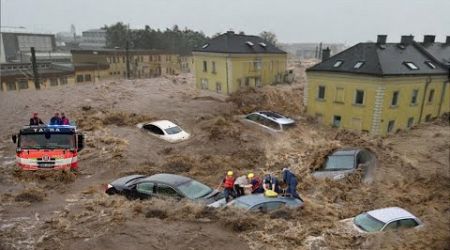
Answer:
[{"left": 20, "top": 125, "right": 77, "bottom": 134}]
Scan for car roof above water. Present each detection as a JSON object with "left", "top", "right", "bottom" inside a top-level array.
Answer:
[
  {"left": 234, "top": 193, "right": 298, "bottom": 207},
  {"left": 147, "top": 120, "right": 178, "bottom": 129},
  {"left": 366, "top": 207, "right": 418, "bottom": 223},
  {"left": 330, "top": 148, "right": 361, "bottom": 156},
  {"left": 143, "top": 173, "right": 192, "bottom": 186},
  {"left": 252, "top": 111, "right": 295, "bottom": 125}
]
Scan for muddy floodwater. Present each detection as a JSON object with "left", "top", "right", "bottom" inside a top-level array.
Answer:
[{"left": 1, "top": 65, "right": 449, "bottom": 249}]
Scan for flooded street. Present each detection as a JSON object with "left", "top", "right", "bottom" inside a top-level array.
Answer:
[{"left": 0, "top": 68, "right": 449, "bottom": 249}]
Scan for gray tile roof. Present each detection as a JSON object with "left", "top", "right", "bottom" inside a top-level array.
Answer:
[
  {"left": 192, "top": 31, "right": 286, "bottom": 54},
  {"left": 419, "top": 43, "right": 450, "bottom": 69},
  {"left": 307, "top": 42, "right": 448, "bottom": 76}
]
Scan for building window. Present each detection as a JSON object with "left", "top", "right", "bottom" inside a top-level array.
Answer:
[
  {"left": 216, "top": 82, "right": 222, "bottom": 93},
  {"left": 424, "top": 61, "right": 436, "bottom": 69},
  {"left": 317, "top": 86, "right": 326, "bottom": 100},
  {"left": 85, "top": 74, "right": 92, "bottom": 82},
  {"left": 245, "top": 77, "right": 250, "bottom": 87},
  {"left": 203, "top": 61, "right": 207, "bottom": 72},
  {"left": 387, "top": 120, "right": 395, "bottom": 133},
  {"left": 428, "top": 89, "right": 434, "bottom": 103},
  {"left": 411, "top": 89, "right": 418, "bottom": 105},
  {"left": 335, "top": 87, "right": 344, "bottom": 103},
  {"left": 353, "top": 61, "right": 365, "bottom": 69},
  {"left": 253, "top": 60, "right": 262, "bottom": 71},
  {"left": 50, "top": 78, "right": 58, "bottom": 86},
  {"left": 354, "top": 90, "right": 364, "bottom": 105},
  {"left": 333, "top": 60, "right": 343, "bottom": 68},
  {"left": 255, "top": 77, "right": 262, "bottom": 88},
  {"left": 425, "top": 114, "right": 432, "bottom": 122},
  {"left": 404, "top": 62, "right": 418, "bottom": 70},
  {"left": 391, "top": 91, "right": 399, "bottom": 106},
  {"left": 60, "top": 77, "right": 68, "bottom": 85},
  {"left": 201, "top": 79, "right": 208, "bottom": 90},
  {"left": 18, "top": 79, "right": 29, "bottom": 89},
  {"left": 407, "top": 117, "right": 414, "bottom": 128},
  {"left": 212, "top": 61, "right": 216, "bottom": 74},
  {"left": 6, "top": 81, "right": 17, "bottom": 91},
  {"left": 332, "top": 115, "right": 341, "bottom": 127},
  {"left": 76, "top": 75, "right": 84, "bottom": 83}
]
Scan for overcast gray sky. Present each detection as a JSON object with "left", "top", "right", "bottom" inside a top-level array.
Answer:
[{"left": 1, "top": 0, "right": 449, "bottom": 44}]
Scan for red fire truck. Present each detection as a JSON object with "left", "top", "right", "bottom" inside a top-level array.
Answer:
[{"left": 11, "top": 125, "right": 84, "bottom": 170}]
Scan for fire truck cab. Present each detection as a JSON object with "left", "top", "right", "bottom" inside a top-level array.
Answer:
[{"left": 11, "top": 125, "right": 84, "bottom": 170}]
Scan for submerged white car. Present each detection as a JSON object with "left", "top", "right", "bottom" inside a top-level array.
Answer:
[
  {"left": 341, "top": 207, "right": 423, "bottom": 233},
  {"left": 137, "top": 120, "right": 190, "bottom": 143},
  {"left": 242, "top": 111, "right": 295, "bottom": 132}
]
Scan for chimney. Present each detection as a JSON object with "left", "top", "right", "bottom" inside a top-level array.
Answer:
[
  {"left": 377, "top": 35, "right": 387, "bottom": 45},
  {"left": 446, "top": 36, "right": 450, "bottom": 45},
  {"left": 423, "top": 35, "right": 435, "bottom": 44},
  {"left": 322, "top": 47, "right": 331, "bottom": 61},
  {"left": 226, "top": 31, "right": 235, "bottom": 36},
  {"left": 400, "top": 35, "right": 414, "bottom": 45}
]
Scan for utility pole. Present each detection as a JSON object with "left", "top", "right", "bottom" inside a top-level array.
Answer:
[
  {"left": 30, "top": 47, "right": 40, "bottom": 90},
  {"left": 126, "top": 40, "right": 130, "bottom": 79},
  {"left": 125, "top": 24, "right": 131, "bottom": 79}
]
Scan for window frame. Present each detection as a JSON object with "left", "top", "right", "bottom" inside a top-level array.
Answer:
[
  {"left": 333, "top": 60, "right": 343, "bottom": 68},
  {"left": 154, "top": 184, "right": 181, "bottom": 198},
  {"left": 428, "top": 89, "right": 434, "bottom": 103},
  {"left": 317, "top": 85, "right": 326, "bottom": 100},
  {"left": 410, "top": 89, "right": 419, "bottom": 105},
  {"left": 391, "top": 91, "right": 400, "bottom": 107},
  {"left": 387, "top": 120, "right": 395, "bottom": 133},
  {"left": 202, "top": 61, "right": 207, "bottom": 72},
  {"left": 354, "top": 89, "right": 365, "bottom": 105},
  {"left": 332, "top": 115, "right": 341, "bottom": 128},
  {"left": 136, "top": 182, "right": 155, "bottom": 195}
]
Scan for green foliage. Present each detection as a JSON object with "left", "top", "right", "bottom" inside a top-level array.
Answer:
[
  {"left": 259, "top": 31, "right": 278, "bottom": 46},
  {"left": 104, "top": 23, "right": 209, "bottom": 55}
]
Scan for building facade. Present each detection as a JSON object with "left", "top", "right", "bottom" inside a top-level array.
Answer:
[
  {"left": 305, "top": 35, "right": 450, "bottom": 136},
  {"left": 71, "top": 49, "right": 180, "bottom": 80},
  {"left": 0, "top": 62, "right": 75, "bottom": 91},
  {"left": 0, "top": 32, "right": 56, "bottom": 63},
  {"left": 79, "top": 29, "right": 106, "bottom": 48},
  {"left": 192, "top": 31, "right": 287, "bottom": 94}
]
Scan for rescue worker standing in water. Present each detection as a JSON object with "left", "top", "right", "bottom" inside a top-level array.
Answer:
[{"left": 222, "top": 171, "right": 236, "bottom": 202}]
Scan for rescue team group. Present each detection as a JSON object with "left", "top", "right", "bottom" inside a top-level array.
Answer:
[
  {"left": 219, "top": 168, "right": 300, "bottom": 202},
  {"left": 29, "top": 112, "right": 70, "bottom": 126}
]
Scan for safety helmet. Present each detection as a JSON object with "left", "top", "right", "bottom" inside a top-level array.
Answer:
[
  {"left": 247, "top": 173, "right": 254, "bottom": 179},
  {"left": 227, "top": 171, "right": 234, "bottom": 176}
]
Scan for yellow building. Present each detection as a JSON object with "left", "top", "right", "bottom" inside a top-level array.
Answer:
[
  {"left": 305, "top": 35, "right": 450, "bottom": 136},
  {"left": 71, "top": 49, "right": 180, "bottom": 80},
  {"left": 179, "top": 55, "right": 194, "bottom": 73},
  {"left": 192, "top": 31, "right": 287, "bottom": 94},
  {"left": 0, "top": 62, "right": 75, "bottom": 92}
]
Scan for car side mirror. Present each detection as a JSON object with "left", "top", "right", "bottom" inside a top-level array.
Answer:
[
  {"left": 77, "top": 134, "right": 85, "bottom": 152},
  {"left": 11, "top": 134, "right": 17, "bottom": 144}
]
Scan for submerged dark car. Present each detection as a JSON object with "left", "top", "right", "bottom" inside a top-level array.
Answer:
[
  {"left": 312, "top": 148, "right": 376, "bottom": 182},
  {"left": 106, "top": 173, "right": 224, "bottom": 204}
]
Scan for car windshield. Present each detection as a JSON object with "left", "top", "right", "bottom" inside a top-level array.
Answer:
[
  {"left": 165, "top": 126, "right": 182, "bottom": 135},
  {"left": 230, "top": 200, "right": 251, "bottom": 209},
  {"left": 177, "top": 180, "right": 212, "bottom": 200},
  {"left": 353, "top": 213, "right": 385, "bottom": 232},
  {"left": 19, "top": 133, "right": 75, "bottom": 149},
  {"left": 324, "top": 155, "right": 355, "bottom": 171}
]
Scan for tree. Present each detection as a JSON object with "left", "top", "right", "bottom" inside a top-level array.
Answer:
[
  {"left": 104, "top": 23, "right": 209, "bottom": 54},
  {"left": 259, "top": 31, "right": 278, "bottom": 45}
]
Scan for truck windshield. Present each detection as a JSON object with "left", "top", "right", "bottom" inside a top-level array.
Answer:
[{"left": 19, "top": 133, "right": 75, "bottom": 149}]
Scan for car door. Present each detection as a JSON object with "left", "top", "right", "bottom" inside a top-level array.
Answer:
[
  {"left": 398, "top": 219, "right": 419, "bottom": 229},
  {"left": 154, "top": 184, "right": 182, "bottom": 200},
  {"left": 135, "top": 182, "right": 155, "bottom": 199}
]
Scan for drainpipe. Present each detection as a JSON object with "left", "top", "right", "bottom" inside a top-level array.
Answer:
[
  {"left": 418, "top": 76, "right": 432, "bottom": 123},
  {"left": 225, "top": 54, "right": 230, "bottom": 95}
]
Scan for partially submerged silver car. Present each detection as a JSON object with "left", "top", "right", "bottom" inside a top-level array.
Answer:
[
  {"left": 312, "top": 148, "right": 376, "bottom": 182},
  {"left": 208, "top": 193, "right": 304, "bottom": 212},
  {"left": 242, "top": 111, "right": 295, "bottom": 132}
]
